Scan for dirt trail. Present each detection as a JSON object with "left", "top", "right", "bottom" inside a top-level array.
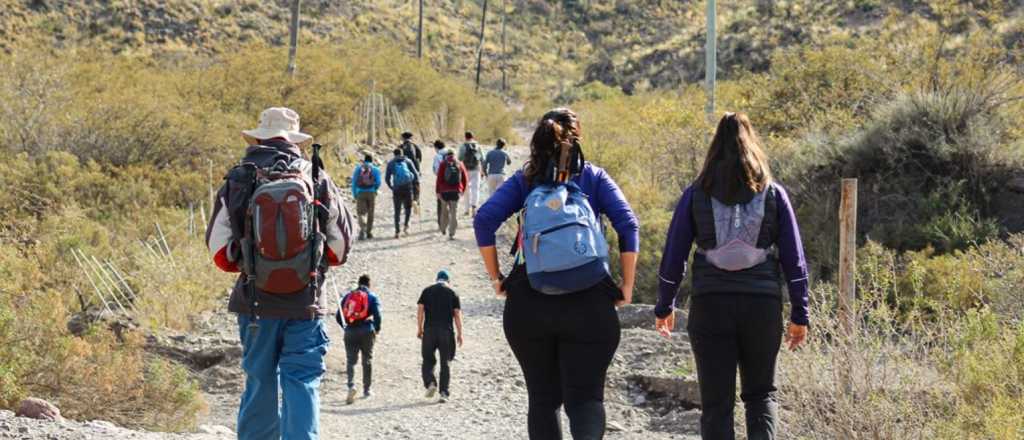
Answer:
[
  {"left": 296, "top": 146, "right": 697, "bottom": 439},
  {"left": 3, "top": 144, "right": 700, "bottom": 439}
]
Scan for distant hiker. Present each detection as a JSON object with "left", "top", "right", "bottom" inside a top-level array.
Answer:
[
  {"left": 207, "top": 107, "right": 353, "bottom": 440},
  {"left": 458, "top": 131, "right": 485, "bottom": 217},
  {"left": 473, "top": 108, "right": 639, "bottom": 439},
  {"left": 351, "top": 153, "right": 382, "bottom": 240},
  {"left": 385, "top": 148, "right": 420, "bottom": 238},
  {"left": 335, "top": 274, "right": 382, "bottom": 405},
  {"left": 484, "top": 138, "right": 512, "bottom": 195},
  {"left": 435, "top": 149, "right": 469, "bottom": 240},
  {"left": 432, "top": 140, "right": 453, "bottom": 231},
  {"left": 417, "top": 270, "right": 464, "bottom": 403},
  {"left": 655, "top": 112, "right": 810, "bottom": 440},
  {"left": 399, "top": 132, "right": 423, "bottom": 173}
]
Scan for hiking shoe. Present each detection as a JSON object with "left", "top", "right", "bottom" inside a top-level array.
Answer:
[
  {"left": 425, "top": 384, "right": 437, "bottom": 399},
  {"left": 346, "top": 388, "right": 357, "bottom": 405},
  {"left": 439, "top": 392, "right": 449, "bottom": 403}
]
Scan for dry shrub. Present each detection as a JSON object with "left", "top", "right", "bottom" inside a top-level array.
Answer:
[{"left": 778, "top": 237, "right": 1024, "bottom": 439}]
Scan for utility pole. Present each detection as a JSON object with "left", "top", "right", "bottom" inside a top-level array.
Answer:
[
  {"left": 287, "top": 0, "right": 301, "bottom": 76},
  {"left": 704, "top": 0, "right": 717, "bottom": 124},
  {"left": 500, "top": 1, "right": 508, "bottom": 93},
  {"left": 475, "top": 0, "right": 489, "bottom": 93},
  {"left": 417, "top": 0, "right": 424, "bottom": 58}
]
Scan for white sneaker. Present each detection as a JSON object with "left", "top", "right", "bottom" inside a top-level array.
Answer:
[
  {"left": 425, "top": 384, "right": 437, "bottom": 399},
  {"left": 439, "top": 392, "right": 449, "bottom": 403},
  {"left": 346, "top": 387, "right": 357, "bottom": 405}
]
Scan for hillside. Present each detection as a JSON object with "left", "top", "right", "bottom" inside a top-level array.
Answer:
[{"left": 3, "top": 0, "right": 1021, "bottom": 97}]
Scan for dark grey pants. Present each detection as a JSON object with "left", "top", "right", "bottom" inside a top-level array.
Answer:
[
  {"left": 343, "top": 326, "right": 376, "bottom": 392},
  {"left": 421, "top": 328, "right": 455, "bottom": 394},
  {"left": 687, "top": 294, "right": 783, "bottom": 440}
]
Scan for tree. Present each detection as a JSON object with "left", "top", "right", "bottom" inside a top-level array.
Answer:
[
  {"left": 417, "top": 0, "right": 424, "bottom": 58},
  {"left": 501, "top": 1, "right": 508, "bottom": 93},
  {"left": 475, "top": 0, "right": 489, "bottom": 92},
  {"left": 287, "top": 0, "right": 301, "bottom": 76}
]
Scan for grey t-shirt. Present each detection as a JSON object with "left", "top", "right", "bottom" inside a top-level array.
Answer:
[{"left": 484, "top": 149, "right": 512, "bottom": 175}]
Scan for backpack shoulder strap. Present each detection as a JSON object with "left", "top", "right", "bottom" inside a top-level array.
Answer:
[
  {"left": 756, "top": 184, "right": 779, "bottom": 249},
  {"left": 691, "top": 186, "right": 717, "bottom": 250}
]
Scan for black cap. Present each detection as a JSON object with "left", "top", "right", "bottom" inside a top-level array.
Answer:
[{"left": 402, "top": 132, "right": 413, "bottom": 139}]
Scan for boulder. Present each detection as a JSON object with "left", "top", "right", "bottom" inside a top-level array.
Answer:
[
  {"left": 1008, "top": 176, "right": 1024, "bottom": 194},
  {"left": 15, "top": 397, "right": 62, "bottom": 421},
  {"left": 617, "top": 304, "right": 685, "bottom": 330},
  {"left": 628, "top": 374, "right": 702, "bottom": 409}
]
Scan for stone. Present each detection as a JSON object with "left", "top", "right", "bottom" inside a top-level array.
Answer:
[
  {"left": 15, "top": 397, "right": 62, "bottom": 421},
  {"left": 628, "top": 374, "right": 702, "bottom": 409},
  {"left": 1008, "top": 176, "right": 1024, "bottom": 194},
  {"left": 86, "top": 420, "right": 118, "bottom": 430},
  {"left": 606, "top": 420, "right": 627, "bottom": 432},
  {"left": 617, "top": 304, "right": 685, "bottom": 330},
  {"left": 198, "top": 424, "right": 235, "bottom": 435}
]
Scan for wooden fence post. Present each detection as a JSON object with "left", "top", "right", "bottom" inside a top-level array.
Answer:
[{"left": 838, "top": 178, "right": 858, "bottom": 334}]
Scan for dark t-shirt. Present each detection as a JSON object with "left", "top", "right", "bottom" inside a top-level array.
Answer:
[{"left": 417, "top": 283, "right": 461, "bottom": 331}]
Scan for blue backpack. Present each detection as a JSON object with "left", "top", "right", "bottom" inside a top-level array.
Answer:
[
  {"left": 521, "top": 181, "right": 610, "bottom": 295},
  {"left": 392, "top": 159, "right": 414, "bottom": 187}
]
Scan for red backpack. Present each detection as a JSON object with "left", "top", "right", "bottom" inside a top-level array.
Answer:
[
  {"left": 342, "top": 289, "right": 370, "bottom": 323},
  {"left": 247, "top": 159, "right": 320, "bottom": 294},
  {"left": 357, "top": 164, "right": 375, "bottom": 189}
]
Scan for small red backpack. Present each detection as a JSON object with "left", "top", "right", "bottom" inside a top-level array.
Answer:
[{"left": 342, "top": 289, "right": 370, "bottom": 323}]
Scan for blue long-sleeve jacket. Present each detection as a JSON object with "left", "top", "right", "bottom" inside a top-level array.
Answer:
[
  {"left": 336, "top": 288, "right": 382, "bottom": 333},
  {"left": 655, "top": 183, "right": 810, "bottom": 325},
  {"left": 473, "top": 163, "right": 640, "bottom": 253},
  {"left": 384, "top": 157, "right": 420, "bottom": 189},
  {"left": 350, "top": 161, "right": 382, "bottom": 197}
]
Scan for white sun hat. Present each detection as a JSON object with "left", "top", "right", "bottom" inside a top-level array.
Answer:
[{"left": 242, "top": 107, "right": 313, "bottom": 146}]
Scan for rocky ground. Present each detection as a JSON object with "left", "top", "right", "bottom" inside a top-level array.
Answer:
[{"left": 4, "top": 145, "right": 702, "bottom": 439}]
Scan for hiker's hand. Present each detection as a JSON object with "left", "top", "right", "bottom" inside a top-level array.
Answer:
[
  {"left": 656, "top": 313, "right": 676, "bottom": 339},
  {"left": 491, "top": 279, "right": 506, "bottom": 298},
  {"left": 615, "top": 282, "right": 633, "bottom": 307},
  {"left": 457, "top": 333, "right": 463, "bottom": 348},
  {"left": 786, "top": 323, "right": 808, "bottom": 351},
  {"left": 417, "top": 329, "right": 423, "bottom": 340}
]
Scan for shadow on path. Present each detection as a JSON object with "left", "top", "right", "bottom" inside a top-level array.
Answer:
[{"left": 322, "top": 401, "right": 436, "bottom": 417}]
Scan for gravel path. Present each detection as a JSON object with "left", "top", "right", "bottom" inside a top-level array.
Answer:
[{"left": 3, "top": 145, "right": 701, "bottom": 439}]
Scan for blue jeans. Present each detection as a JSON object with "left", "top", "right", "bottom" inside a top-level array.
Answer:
[{"left": 237, "top": 315, "right": 329, "bottom": 440}]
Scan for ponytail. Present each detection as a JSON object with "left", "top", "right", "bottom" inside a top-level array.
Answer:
[{"left": 526, "top": 108, "right": 582, "bottom": 185}]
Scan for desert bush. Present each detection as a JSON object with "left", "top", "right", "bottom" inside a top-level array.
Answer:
[{"left": 778, "top": 236, "right": 1024, "bottom": 439}]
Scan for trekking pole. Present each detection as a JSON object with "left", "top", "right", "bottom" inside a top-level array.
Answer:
[{"left": 308, "top": 144, "right": 326, "bottom": 315}]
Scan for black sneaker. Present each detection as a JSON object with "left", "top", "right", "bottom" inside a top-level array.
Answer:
[{"left": 363, "top": 390, "right": 373, "bottom": 399}]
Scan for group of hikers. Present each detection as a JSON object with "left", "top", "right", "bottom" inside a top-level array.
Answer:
[
  {"left": 348, "top": 130, "right": 512, "bottom": 240},
  {"left": 206, "top": 106, "right": 810, "bottom": 440}
]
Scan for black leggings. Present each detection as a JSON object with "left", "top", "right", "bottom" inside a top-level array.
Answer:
[
  {"left": 687, "top": 294, "right": 783, "bottom": 440},
  {"left": 503, "top": 267, "right": 621, "bottom": 440}
]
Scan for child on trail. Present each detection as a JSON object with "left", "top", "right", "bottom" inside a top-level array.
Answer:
[{"left": 336, "top": 274, "right": 383, "bottom": 405}]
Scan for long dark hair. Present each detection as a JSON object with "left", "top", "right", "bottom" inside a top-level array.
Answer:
[
  {"left": 525, "top": 108, "right": 581, "bottom": 185},
  {"left": 697, "top": 112, "right": 773, "bottom": 204}
]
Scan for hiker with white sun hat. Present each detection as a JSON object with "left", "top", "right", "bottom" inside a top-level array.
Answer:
[{"left": 207, "top": 106, "right": 354, "bottom": 440}]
